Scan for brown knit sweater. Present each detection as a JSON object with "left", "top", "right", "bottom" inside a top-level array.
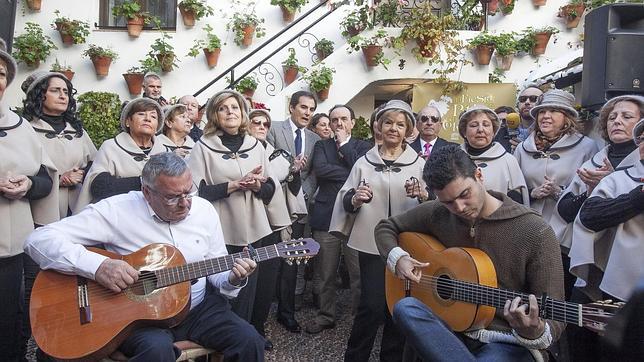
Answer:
[{"left": 375, "top": 191, "right": 565, "bottom": 345}]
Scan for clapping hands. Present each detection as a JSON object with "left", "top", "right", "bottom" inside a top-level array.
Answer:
[
  {"left": 238, "top": 165, "right": 265, "bottom": 192},
  {"left": 577, "top": 158, "right": 613, "bottom": 195},
  {"left": 530, "top": 175, "right": 559, "bottom": 199}
]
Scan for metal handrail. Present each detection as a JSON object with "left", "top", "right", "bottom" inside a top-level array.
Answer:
[{"left": 193, "top": 0, "right": 332, "bottom": 98}]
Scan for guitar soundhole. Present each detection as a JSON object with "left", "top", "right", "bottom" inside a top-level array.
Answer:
[
  {"left": 128, "top": 271, "right": 158, "bottom": 296},
  {"left": 436, "top": 274, "right": 454, "bottom": 301}
]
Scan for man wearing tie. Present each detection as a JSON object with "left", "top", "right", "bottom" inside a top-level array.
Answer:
[
  {"left": 409, "top": 103, "right": 457, "bottom": 159},
  {"left": 267, "top": 91, "right": 320, "bottom": 333}
]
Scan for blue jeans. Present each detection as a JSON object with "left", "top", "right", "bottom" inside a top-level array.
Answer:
[{"left": 393, "top": 297, "right": 534, "bottom": 362}]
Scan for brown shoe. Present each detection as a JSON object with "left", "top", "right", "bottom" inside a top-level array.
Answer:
[{"left": 304, "top": 321, "right": 335, "bottom": 334}]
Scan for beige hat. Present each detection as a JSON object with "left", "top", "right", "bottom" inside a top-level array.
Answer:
[
  {"left": 530, "top": 89, "right": 578, "bottom": 119},
  {"left": 374, "top": 100, "right": 416, "bottom": 136},
  {"left": 458, "top": 105, "right": 500, "bottom": 138},
  {"left": 0, "top": 38, "right": 17, "bottom": 86},
  {"left": 120, "top": 98, "right": 164, "bottom": 133},
  {"left": 249, "top": 108, "right": 272, "bottom": 122},
  {"left": 21, "top": 71, "right": 68, "bottom": 95}
]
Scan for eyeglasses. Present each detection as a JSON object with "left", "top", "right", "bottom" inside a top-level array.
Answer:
[
  {"left": 250, "top": 119, "right": 271, "bottom": 128},
  {"left": 518, "top": 95, "right": 540, "bottom": 103},
  {"left": 419, "top": 115, "right": 440, "bottom": 123},
  {"left": 147, "top": 183, "right": 198, "bottom": 205}
]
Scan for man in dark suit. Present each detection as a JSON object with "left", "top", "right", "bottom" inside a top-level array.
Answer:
[
  {"left": 409, "top": 103, "right": 457, "bottom": 159},
  {"left": 305, "top": 104, "right": 371, "bottom": 334},
  {"left": 266, "top": 91, "right": 320, "bottom": 333}
]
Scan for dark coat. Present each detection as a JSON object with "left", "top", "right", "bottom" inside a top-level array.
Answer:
[{"left": 409, "top": 137, "right": 458, "bottom": 156}]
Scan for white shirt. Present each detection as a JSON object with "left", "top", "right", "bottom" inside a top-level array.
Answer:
[
  {"left": 289, "top": 119, "right": 306, "bottom": 155},
  {"left": 24, "top": 191, "right": 241, "bottom": 309},
  {"left": 419, "top": 138, "right": 437, "bottom": 155}
]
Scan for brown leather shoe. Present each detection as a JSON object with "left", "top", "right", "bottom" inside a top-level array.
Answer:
[{"left": 304, "top": 321, "right": 335, "bottom": 334}]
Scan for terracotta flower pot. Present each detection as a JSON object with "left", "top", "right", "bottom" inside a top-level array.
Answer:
[
  {"left": 203, "top": 48, "right": 221, "bottom": 68},
  {"left": 474, "top": 44, "right": 495, "bottom": 65},
  {"left": 91, "top": 56, "right": 112, "bottom": 77},
  {"left": 127, "top": 16, "right": 145, "bottom": 38},
  {"left": 316, "top": 86, "right": 330, "bottom": 102},
  {"left": 242, "top": 25, "right": 256, "bottom": 47},
  {"left": 241, "top": 89, "right": 255, "bottom": 98},
  {"left": 156, "top": 53, "right": 175, "bottom": 72},
  {"left": 59, "top": 32, "right": 74, "bottom": 45},
  {"left": 27, "top": 0, "right": 42, "bottom": 11},
  {"left": 123, "top": 73, "right": 144, "bottom": 96},
  {"left": 559, "top": 4, "right": 586, "bottom": 29},
  {"left": 532, "top": 0, "right": 546, "bottom": 6},
  {"left": 60, "top": 70, "right": 75, "bottom": 81},
  {"left": 416, "top": 38, "right": 438, "bottom": 58},
  {"left": 280, "top": 5, "right": 296, "bottom": 23},
  {"left": 532, "top": 32, "right": 552, "bottom": 56},
  {"left": 283, "top": 66, "right": 299, "bottom": 86},
  {"left": 496, "top": 54, "right": 514, "bottom": 70},
  {"left": 346, "top": 26, "right": 362, "bottom": 37},
  {"left": 316, "top": 49, "right": 331, "bottom": 61},
  {"left": 179, "top": 5, "right": 196, "bottom": 27},
  {"left": 361, "top": 45, "right": 383, "bottom": 67}
]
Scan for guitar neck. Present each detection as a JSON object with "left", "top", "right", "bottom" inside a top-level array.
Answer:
[
  {"left": 446, "top": 278, "right": 584, "bottom": 326},
  {"left": 154, "top": 245, "right": 278, "bottom": 288}
]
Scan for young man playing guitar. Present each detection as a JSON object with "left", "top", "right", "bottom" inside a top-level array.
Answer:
[
  {"left": 24, "top": 152, "right": 264, "bottom": 361},
  {"left": 375, "top": 145, "right": 565, "bottom": 361}
]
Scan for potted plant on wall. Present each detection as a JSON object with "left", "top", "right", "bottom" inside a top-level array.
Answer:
[
  {"left": 314, "top": 38, "right": 334, "bottom": 61},
  {"left": 500, "top": 0, "right": 515, "bottom": 15},
  {"left": 340, "top": 6, "right": 371, "bottom": 38},
  {"left": 226, "top": 4, "right": 266, "bottom": 47},
  {"left": 558, "top": 0, "right": 586, "bottom": 29},
  {"left": 281, "top": 48, "right": 306, "bottom": 86},
  {"left": 347, "top": 28, "right": 393, "bottom": 69},
  {"left": 493, "top": 32, "right": 518, "bottom": 70},
  {"left": 123, "top": 56, "right": 159, "bottom": 97},
  {"left": 26, "top": 0, "right": 42, "bottom": 11},
  {"left": 532, "top": 0, "right": 547, "bottom": 7},
  {"left": 51, "top": 59, "right": 74, "bottom": 80},
  {"left": 187, "top": 24, "right": 222, "bottom": 68},
  {"left": 12, "top": 22, "right": 57, "bottom": 68},
  {"left": 468, "top": 32, "right": 496, "bottom": 66},
  {"left": 52, "top": 10, "right": 90, "bottom": 45},
  {"left": 302, "top": 64, "right": 335, "bottom": 101},
  {"left": 178, "top": 0, "right": 215, "bottom": 28},
  {"left": 522, "top": 26, "right": 559, "bottom": 56},
  {"left": 234, "top": 75, "right": 259, "bottom": 98},
  {"left": 149, "top": 32, "right": 179, "bottom": 72},
  {"left": 112, "top": 0, "right": 154, "bottom": 38},
  {"left": 271, "top": 0, "right": 309, "bottom": 23},
  {"left": 83, "top": 44, "right": 118, "bottom": 77}
]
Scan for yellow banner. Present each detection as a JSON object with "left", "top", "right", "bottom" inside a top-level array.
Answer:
[{"left": 412, "top": 83, "right": 517, "bottom": 143}]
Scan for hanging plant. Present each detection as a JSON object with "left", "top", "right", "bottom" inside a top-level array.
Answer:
[
  {"left": 347, "top": 28, "right": 394, "bottom": 69},
  {"left": 314, "top": 38, "right": 334, "bottom": 61},
  {"left": 468, "top": 32, "right": 497, "bottom": 66},
  {"left": 271, "top": 0, "right": 309, "bottom": 23},
  {"left": 52, "top": 10, "right": 90, "bottom": 45},
  {"left": 233, "top": 75, "right": 259, "bottom": 97},
  {"left": 178, "top": 0, "right": 215, "bottom": 27},
  {"left": 149, "top": 32, "right": 179, "bottom": 72},
  {"left": 83, "top": 44, "right": 118, "bottom": 77},
  {"left": 340, "top": 5, "right": 371, "bottom": 38},
  {"left": 12, "top": 22, "right": 57, "bottom": 68},
  {"left": 225, "top": 2, "right": 266, "bottom": 47},
  {"left": 25, "top": 0, "right": 42, "bottom": 11},
  {"left": 558, "top": 0, "right": 586, "bottom": 29},
  {"left": 301, "top": 64, "right": 335, "bottom": 101},
  {"left": 281, "top": 48, "right": 306, "bottom": 86},
  {"left": 112, "top": 0, "right": 156, "bottom": 38},
  {"left": 50, "top": 59, "right": 74, "bottom": 81},
  {"left": 187, "top": 24, "right": 222, "bottom": 68},
  {"left": 500, "top": 0, "right": 515, "bottom": 15},
  {"left": 493, "top": 32, "right": 519, "bottom": 70},
  {"left": 522, "top": 26, "right": 560, "bottom": 56}
]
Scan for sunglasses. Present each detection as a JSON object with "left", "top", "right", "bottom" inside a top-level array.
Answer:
[
  {"left": 518, "top": 95, "right": 540, "bottom": 103},
  {"left": 250, "top": 119, "right": 271, "bottom": 128},
  {"left": 419, "top": 115, "right": 440, "bottom": 123}
]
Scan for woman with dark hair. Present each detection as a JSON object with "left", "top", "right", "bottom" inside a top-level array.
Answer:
[
  {"left": 74, "top": 98, "right": 165, "bottom": 211},
  {"left": 0, "top": 39, "right": 58, "bottom": 361},
  {"left": 157, "top": 103, "right": 195, "bottom": 158},
  {"left": 330, "top": 100, "right": 427, "bottom": 361},
  {"left": 188, "top": 90, "right": 289, "bottom": 326},
  {"left": 514, "top": 89, "right": 598, "bottom": 223},
  {"left": 308, "top": 113, "right": 332, "bottom": 140},
  {"left": 21, "top": 71, "right": 96, "bottom": 218}
]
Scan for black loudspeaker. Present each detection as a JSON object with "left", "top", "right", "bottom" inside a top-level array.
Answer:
[{"left": 581, "top": 4, "right": 644, "bottom": 110}]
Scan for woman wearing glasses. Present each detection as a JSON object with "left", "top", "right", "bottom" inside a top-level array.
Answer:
[
  {"left": 188, "top": 90, "right": 289, "bottom": 325},
  {"left": 514, "top": 89, "right": 598, "bottom": 223},
  {"left": 157, "top": 104, "right": 195, "bottom": 158},
  {"left": 330, "top": 100, "right": 427, "bottom": 361},
  {"left": 459, "top": 105, "right": 529, "bottom": 205},
  {"left": 75, "top": 98, "right": 165, "bottom": 212}
]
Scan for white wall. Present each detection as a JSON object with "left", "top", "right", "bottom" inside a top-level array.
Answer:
[{"left": 7, "top": 0, "right": 584, "bottom": 120}]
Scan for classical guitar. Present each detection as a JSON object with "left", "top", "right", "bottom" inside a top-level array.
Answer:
[
  {"left": 385, "top": 232, "right": 620, "bottom": 334},
  {"left": 30, "top": 239, "right": 319, "bottom": 361}
]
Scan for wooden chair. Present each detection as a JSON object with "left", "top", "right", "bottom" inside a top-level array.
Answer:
[{"left": 102, "top": 341, "right": 223, "bottom": 362}]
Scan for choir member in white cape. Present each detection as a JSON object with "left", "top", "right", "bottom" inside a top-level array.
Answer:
[
  {"left": 187, "top": 90, "right": 290, "bottom": 325},
  {"left": 21, "top": 71, "right": 96, "bottom": 218},
  {"left": 246, "top": 108, "right": 306, "bottom": 348},
  {"left": 157, "top": 103, "right": 195, "bottom": 158},
  {"left": 515, "top": 89, "right": 598, "bottom": 223},
  {"left": 330, "top": 100, "right": 427, "bottom": 361},
  {"left": 458, "top": 105, "right": 529, "bottom": 205},
  {"left": 74, "top": 98, "right": 165, "bottom": 212},
  {"left": 0, "top": 39, "right": 59, "bottom": 361}
]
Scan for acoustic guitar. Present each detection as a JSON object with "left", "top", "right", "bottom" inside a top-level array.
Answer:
[
  {"left": 385, "top": 232, "right": 620, "bottom": 334},
  {"left": 30, "top": 239, "right": 319, "bottom": 361}
]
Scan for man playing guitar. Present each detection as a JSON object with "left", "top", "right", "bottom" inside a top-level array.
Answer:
[{"left": 375, "top": 145, "right": 565, "bottom": 361}]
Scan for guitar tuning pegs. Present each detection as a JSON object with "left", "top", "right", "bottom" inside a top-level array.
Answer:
[
  {"left": 286, "top": 260, "right": 293, "bottom": 266},
  {"left": 295, "top": 258, "right": 301, "bottom": 265}
]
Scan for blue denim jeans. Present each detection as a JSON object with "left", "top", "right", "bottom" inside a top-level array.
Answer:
[{"left": 393, "top": 297, "right": 534, "bottom": 362}]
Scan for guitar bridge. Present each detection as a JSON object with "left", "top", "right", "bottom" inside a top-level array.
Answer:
[{"left": 77, "top": 277, "right": 92, "bottom": 325}]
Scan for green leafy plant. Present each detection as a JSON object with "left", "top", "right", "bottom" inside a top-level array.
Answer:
[
  {"left": 51, "top": 58, "right": 72, "bottom": 72},
  {"left": 314, "top": 38, "right": 334, "bottom": 56},
  {"left": 452, "top": 0, "right": 485, "bottom": 30},
  {"left": 77, "top": 91, "right": 122, "bottom": 147},
  {"left": 270, "top": 0, "right": 308, "bottom": 13},
  {"left": 494, "top": 32, "right": 519, "bottom": 56},
  {"left": 178, "top": 0, "right": 215, "bottom": 20},
  {"left": 301, "top": 64, "right": 335, "bottom": 92},
  {"left": 347, "top": 28, "right": 394, "bottom": 69},
  {"left": 500, "top": 0, "right": 515, "bottom": 14},
  {"left": 225, "top": 1, "right": 266, "bottom": 46},
  {"left": 149, "top": 32, "right": 179, "bottom": 71},
  {"left": 488, "top": 68, "right": 506, "bottom": 83},
  {"left": 12, "top": 22, "right": 57, "bottom": 67},
  {"left": 340, "top": 5, "right": 371, "bottom": 37},
  {"left": 375, "top": 0, "right": 402, "bottom": 27},
  {"left": 112, "top": 0, "right": 156, "bottom": 23},
  {"left": 352, "top": 116, "right": 371, "bottom": 140},
  {"left": 234, "top": 75, "right": 259, "bottom": 94},
  {"left": 82, "top": 44, "right": 118, "bottom": 59},
  {"left": 467, "top": 32, "right": 497, "bottom": 48},
  {"left": 281, "top": 48, "right": 306, "bottom": 71},
  {"left": 188, "top": 24, "right": 222, "bottom": 56},
  {"left": 52, "top": 10, "right": 90, "bottom": 44}
]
